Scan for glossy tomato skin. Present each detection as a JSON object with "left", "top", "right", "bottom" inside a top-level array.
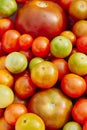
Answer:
[
  {"left": 32, "top": 36, "right": 50, "bottom": 58},
  {"left": 1, "top": 30, "right": 21, "bottom": 53},
  {"left": 72, "top": 99, "right": 87, "bottom": 124},
  {"left": 61, "top": 73, "right": 86, "bottom": 98},
  {"left": 0, "top": 18, "right": 14, "bottom": 38},
  {"left": 83, "top": 121, "right": 87, "bottom": 130},
  {"left": 15, "top": 0, "right": 66, "bottom": 39}
]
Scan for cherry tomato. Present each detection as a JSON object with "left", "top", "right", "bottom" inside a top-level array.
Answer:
[
  {"left": 59, "top": 0, "right": 73, "bottom": 11},
  {"left": 14, "top": 76, "right": 36, "bottom": 99},
  {"left": 0, "top": 18, "right": 14, "bottom": 38},
  {"left": 1, "top": 30, "right": 21, "bottom": 53},
  {"left": 76, "top": 35, "right": 87, "bottom": 54},
  {"left": 18, "top": 34, "right": 33, "bottom": 50},
  {"left": 4, "top": 103, "right": 28, "bottom": 125},
  {"left": 32, "top": 36, "right": 50, "bottom": 58},
  {"left": 72, "top": 98, "right": 87, "bottom": 124},
  {"left": 83, "top": 121, "right": 87, "bottom": 130},
  {"left": 52, "top": 58, "right": 69, "bottom": 81},
  {"left": 16, "top": 0, "right": 27, "bottom": 3},
  {"left": 61, "top": 73, "right": 86, "bottom": 98}
]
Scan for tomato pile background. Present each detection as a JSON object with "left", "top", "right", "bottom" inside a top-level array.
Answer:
[{"left": 1, "top": 0, "right": 87, "bottom": 130}]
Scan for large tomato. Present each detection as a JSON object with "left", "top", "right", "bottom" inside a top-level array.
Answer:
[
  {"left": 15, "top": 0, "right": 66, "bottom": 39},
  {"left": 28, "top": 88, "right": 73, "bottom": 129}
]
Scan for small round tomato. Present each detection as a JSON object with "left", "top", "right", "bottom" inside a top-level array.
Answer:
[
  {"left": 52, "top": 58, "right": 69, "bottom": 81},
  {"left": 31, "top": 61, "right": 58, "bottom": 89},
  {"left": 61, "top": 73, "right": 86, "bottom": 98},
  {"left": 72, "top": 98, "right": 87, "bottom": 124},
  {"left": 0, "top": 18, "right": 14, "bottom": 38},
  {"left": 1, "top": 30, "right": 21, "bottom": 53},
  {"left": 69, "top": 0, "right": 87, "bottom": 20},
  {"left": 72, "top": 20, "right": 87, "bottom": 37},
  {"left": 60, "top": 30, "right": 76, "bottom": 46},
  {"left": 4, "top": 103, "right": 28, "bottom": 125},
  {"left": 32, "top": 36, "right": 50, "bottom": 58},
  {"left": 15, "top": 113, "right": 45, "bottom": 130},
  {"left": 76, "top": 35, "right": 87, "bottom": 54},
  {"left": 18, "top": 34, "right": 33, "bottom": 50},
  {"left": 14, "top": 76, "right": 36, "bottom": 99}
]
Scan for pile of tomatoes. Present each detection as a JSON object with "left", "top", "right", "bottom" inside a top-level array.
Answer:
[{"left": 1, "top": 0, "right": 87, "bottom": 130}]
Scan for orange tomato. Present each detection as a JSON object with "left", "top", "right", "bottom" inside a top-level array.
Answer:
[
  {"left": 0, "top": 56, "right": 6, "bottom": 69},
  {"left": 0, "top": 69, "right": 14, "bottom": 88}
]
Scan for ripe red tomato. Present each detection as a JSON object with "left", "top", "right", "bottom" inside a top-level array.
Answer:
[
  {"left": 72, "top": 98, "right": 87, "bottom": 124},
  {"left": 14, "top": 76, "right": 36, "bottom": 99},
  {"left": 83, "top": 121, "right": 87, "bottom": 130},
  {"left": 52, "top": 58, "right": 69, "bottom": 81},
  {"left": 15, "top": 0, "right": 66, "bottom": 39},
  {"left": 32, "top": 36, "right": 50, "bottom": 58},
  {"left": 76, "top": 35, "right": 87, "bottom": 54},
  {"left": 18, "top": 34, "right": 33, "bottom": 50},
  {"left": 4, "top": 103, "right": 28, "bottom": 125},
  {"left": 59, "top": 0, "right": 73, "bottom": 11},
  {"left": 1, "top": 30, "right": 21, "bottom": 53},
  {"left": 61, "top": 73, "right": 86, "bottom": 98}
]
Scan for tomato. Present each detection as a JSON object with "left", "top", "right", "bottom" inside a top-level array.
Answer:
[
  {"left": 15, "top": 0, "right": 66, "bottom": 39},
  {"left": 83, "top": 121, "right": 87, "bottom": 130},
  {"left": 76, "top": 35, "right": 87, "bottom": 54},
  {"left": 28, "top": 88, "right": 73, "bottom": 129},
  {"left": 16, "top": 0, "right": 27, "bottom": 3},
  {"left": 72, "top": 98, "right": 87, "bottom": 124},
  {"left": 15, "top": 113, "right": 45, "bottom": 130},
  {"left": 14, "top": 76, "right": 36, "bottom": 99},
  {"left": 0, "top": 18, "right": 14, "bottom": 38},
  {"left": 1, "top": 30, "right": 21, "bottom": 53},
  {"left": 59, "top": 0, "right": 73, "bottom": 11},
  {"left": 69, "top": 0, "right": 87, "bottom": 20},
  {"left": 0, "top": 117, "right": 15, "bottom": 130},
  {"left": 32, "top": 36, "right": 50, "bottom": 58},
  {"left": 0, "top": 56, "right": 6, "bottom": 69},
  {"left": 0, "top": 69, "right": 14, "bottom": 88},
  {"left": 4, "top": 103, "right": 28, "bottom": 125},
  {"left": 30, "top": 61, "right": 58, "bottom": 89},
  {"left": 18, "top": 34, "right": 33, "bottom": 50},
  {"left": 60, "top": 30, "right": 76, "bottom": 46},
  {"left": 52, "top": 58, "right": 69, "bottom": 81},
  {"left": 72, "top": 20, "right": 87, "bottom": 37},
  {"left": 61, "top": 73, "right": 86, "bottom": 98}
]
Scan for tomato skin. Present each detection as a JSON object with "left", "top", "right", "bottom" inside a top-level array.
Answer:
[
  {"left": 83, "top": 121, "right": 87, "bottom": 130},
  {"left": 14, "top": 76, "right": 36, "bottom": 99},
  {"left": 15, "top": 0, "right": 66, "bottom": 39},
  {"left": 59, "top": 0, "right": 73, "bottom": 11},
  {"left": 0, "top": 18, "right": 14, "bottom": 38},
  {"left": 61, "top": 73, "right": 86, "bottom": 98},
  {"left": 32, "top": 36, "right": 50, "bottom": 58},
  {"left": 18, "top": 34, "right": 33, "bottom": 50},
  {"left": 76, "top": 36, "right": 87, "bottom": 54},
  {"left": 1, "top": 30, "right": 21, "bottom": 53},
  {"left": 4, "top": 103, "right": 28, "bottom": 125},
  {"left": 52, "top": 58, "right": 69, "bottom": 81},
  {"left": 72, "top": 99, "right": 87, "bottom": 124}
]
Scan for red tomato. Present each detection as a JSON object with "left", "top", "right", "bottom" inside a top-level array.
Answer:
[
  {"left": 15, "top": 0, "right": 66, "bottom": 39},
  {"left": 52, "top": 58, "right": 69, "bottom": 81},
  {"left": 18, "top": 34, "right": 33, "bottom": 50},
  {"left": 32, "top": 36, "right": 50, "bottom": 58},
  {"left": 72, "top": 98, "right": 87, "bottom": 124},
  {"left": 4, "top": 103, "right": 28, "bottom": 125},
  {"left": 0, "top": 108, "right": 3, "bottom": 118},
  {"left": 16, "top": 0, "right": 27, "bottom": 3},
  {"left": 61, "top": 73, "right": 86, "bottom": 98},
  {"left": 1, "top": 30, "right": 21, "bottom": 53},
  {"left": 83, "top": 121, "right": 87, "bottom": 130},
  {"left": 14, "top": 76, "right": 36, "bottom": 99},
  {"left": 0, "top": 18, "right": 14, "bottom": 38},
  {"left": 59, "top": 0, "right": 73, "bottom": 11},
  {"left": 76, "top": 35, "right": 87, "bottom": 54}
]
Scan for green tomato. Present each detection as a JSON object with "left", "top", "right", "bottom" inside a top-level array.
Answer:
[
  {"left": 29, "top": 57, "right": 44, "bottom": 71},
  {"left": 50, "top": 36, "right": 72, "bottom": 58},
  {"left": 63, "top": 121, "right": 82, "bottom": 130},
  {"left": 0, "top": 84, "right": 14, "bottom": 108},
  {"left": 15, "top": 113, "right": 45, "bottom": 130},
  {"left": 68, "top": 52, "right": 87, "bottom": 76},
  {"left": 5, "top": 52, "right": 28, "bottom": 74},
  {"left": 0, "top": 0, "right": 17, "bottom": 17}
]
